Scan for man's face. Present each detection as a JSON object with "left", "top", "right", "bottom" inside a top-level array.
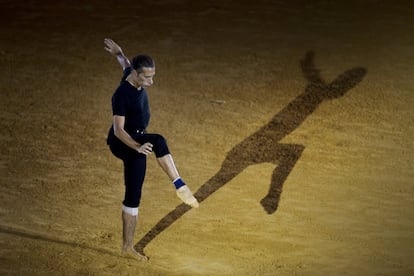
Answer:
[{"left": 135, "top": 67, "right": 155, "bottom": 88}]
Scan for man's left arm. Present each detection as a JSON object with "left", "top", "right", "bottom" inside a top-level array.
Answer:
[{"left": 104, "top": 38, "right": 131, "bottom": 70}]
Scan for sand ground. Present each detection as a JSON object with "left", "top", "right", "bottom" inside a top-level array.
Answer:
[{"left": 0, "top": 0, "right": 413, "bottom": 275}]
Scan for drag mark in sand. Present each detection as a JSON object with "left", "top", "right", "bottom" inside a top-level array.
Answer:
[
  {"left": 136, "top": 51, "right": 366, "bottom": 256},
  {"left": 0, "top": 224, "right": 119, "bottom": 258}
]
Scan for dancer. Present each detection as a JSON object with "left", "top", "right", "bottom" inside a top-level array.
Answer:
[{"left": 104, "top": 38, "right": 199, "bottom": 261}]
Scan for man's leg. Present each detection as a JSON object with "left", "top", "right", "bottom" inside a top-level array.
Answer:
[
  {"left": 137, "top": 133, "right": 199, "bottom": 208},
  {"left": 121, "top": 207, "right": 148, "bottom": 261},
  {"left": 121, "top": 157, "right": 148, "bottom": 261},
  {"left": 157, "top": 154, "right": 199, "bottom": 208},
  {"left": 156, "top": 154, "right": 179, "bottom": 181}
]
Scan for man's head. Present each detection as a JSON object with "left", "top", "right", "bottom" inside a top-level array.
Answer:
[{"left": 131, "top": 55, "right": 155, "bottom": 88}]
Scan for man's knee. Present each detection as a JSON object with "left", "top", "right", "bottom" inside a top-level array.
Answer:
[
  {"left": 152, "top": 134, "right": 170, "bottom": 157},
  {"left": 123, "top": 187, "right": 142, "bottom": 209}
]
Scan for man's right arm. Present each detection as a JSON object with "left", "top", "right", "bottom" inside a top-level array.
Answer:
[
  {"left": 113, "top": 115, "right": 153, "bottom": 155},
  {"left": 104, "top": 38, "right": 131, "bottom": 70}
]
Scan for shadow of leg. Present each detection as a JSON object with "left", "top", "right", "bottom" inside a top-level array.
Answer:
[
  {"left": 135, "top": 164, "right": 245, "bottom": 256},
  {"left": 260, "top": 144, "right": 305, "bottom": 214},
  {"left": 135, "top": 203, "right": 190, "bottom": 256},
  {"left": 194, "top": 164, "right": 246, "bottom": 202}
]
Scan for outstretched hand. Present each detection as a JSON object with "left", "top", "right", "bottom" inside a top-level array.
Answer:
[
  {"left": 104, "top": 38, "right": 123, "bottom": 56},
  {"left": 104, "top": 38, "right": 131, "bottom": 69}
]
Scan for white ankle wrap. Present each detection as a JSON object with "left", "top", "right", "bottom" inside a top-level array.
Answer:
[{"left": 122, "top": 205, "right": 139, "bottom": 216}]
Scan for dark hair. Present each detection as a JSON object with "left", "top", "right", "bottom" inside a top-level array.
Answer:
[{"left": 132, "top": 55, "right": 155, "bottom": 73}]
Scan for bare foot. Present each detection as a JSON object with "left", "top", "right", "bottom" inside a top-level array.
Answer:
[
  {"left": 176, "top": 185, "right": 199, "bottom": 208},
  {"left": 121, "top": 247, "right": 149, "bottom": 261}
]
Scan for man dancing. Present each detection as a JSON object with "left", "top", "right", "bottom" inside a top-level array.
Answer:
[{"left": 104, "top": 38, "right": 199, "bottom": 261}]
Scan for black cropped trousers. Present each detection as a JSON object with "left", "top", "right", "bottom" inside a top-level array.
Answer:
[{"left": 108, "top": 132, "right": 170, "bottom": 208}]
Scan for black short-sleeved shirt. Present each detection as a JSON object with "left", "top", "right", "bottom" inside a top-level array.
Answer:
[{"left": 107, "top": 67, "right": 150, "bottom": 143}]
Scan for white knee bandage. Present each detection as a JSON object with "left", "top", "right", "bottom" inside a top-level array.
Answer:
[{"left": 122, "top": 205, "right": 139, "bottom": 216}]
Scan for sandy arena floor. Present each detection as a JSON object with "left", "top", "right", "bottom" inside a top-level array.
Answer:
[{"left": 0, "top": 0, "right": 413, "bottom": 275}]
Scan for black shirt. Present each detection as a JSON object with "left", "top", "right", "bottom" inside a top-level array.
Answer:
[
  {"left": 112, "top": 67, "right": 150, "bottom": 134},
  {"left": 107, "top": 67, "right": 150, "bottom": 144}
]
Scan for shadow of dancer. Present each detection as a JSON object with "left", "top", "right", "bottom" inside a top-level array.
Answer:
[{"left": 136, "top": 51, "right": 366, "bottom": 256}]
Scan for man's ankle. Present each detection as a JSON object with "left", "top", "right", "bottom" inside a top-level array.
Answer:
[{"left": 173, "top": 177, "right": 186, "bottom": 189}]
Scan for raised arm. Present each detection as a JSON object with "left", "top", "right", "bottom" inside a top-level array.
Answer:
[{"left": 104, "top": 38, "right": 131, "bottom": 70}]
